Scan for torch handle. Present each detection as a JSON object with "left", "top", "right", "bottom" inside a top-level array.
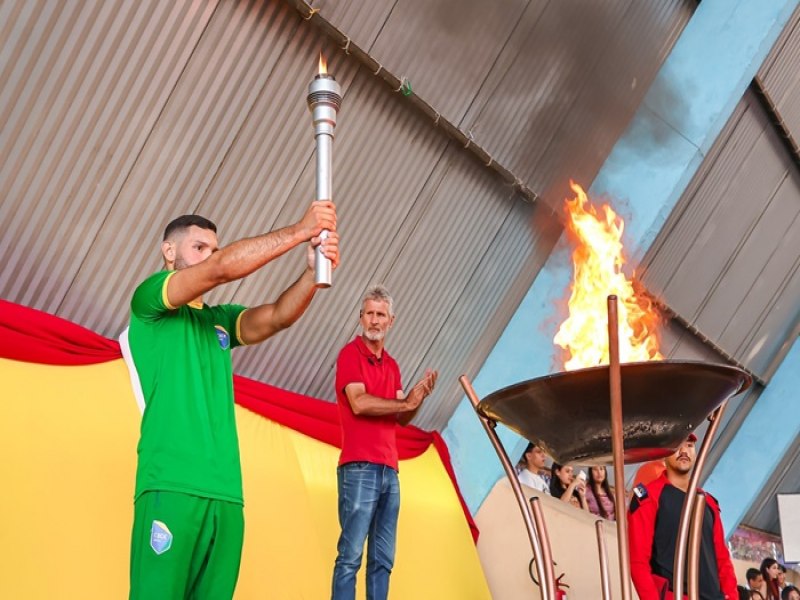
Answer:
[
  {"left": 314, "top": 131, "right": 334, "bottom": 288},
  {"left": 314, "top": 230, "right": 331, "bottom": 288}
]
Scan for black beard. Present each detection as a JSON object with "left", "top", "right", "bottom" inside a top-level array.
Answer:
[{"left": 672, "top": 461, "right": 693, "bottom": 475}]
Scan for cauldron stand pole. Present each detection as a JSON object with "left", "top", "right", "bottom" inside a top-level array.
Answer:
[
  {"left": 686, "top": 492, "right": 708, "bottom": 600},
  {"left": 607, "top": 295, "right": 633, "bottom": 600},
  {"left": 459, "top": 375, "right": 555, "bottom": 600},
  {"left": 595, "top": 520, "right": 612, "bottom": 600}
]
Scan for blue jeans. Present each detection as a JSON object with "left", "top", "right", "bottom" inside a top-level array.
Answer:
[{"left": 331, "top": 462, "right": 400, "bottom": 600}]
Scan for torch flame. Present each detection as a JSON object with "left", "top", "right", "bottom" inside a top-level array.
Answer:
[
  {"left": 318, "top": 53, "right": 327, "bottom": 75},
  {"left": 554, "top": 181, "right": 663, "bottom": 370}
]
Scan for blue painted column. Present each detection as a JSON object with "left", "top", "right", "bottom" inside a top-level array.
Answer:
[
  {"left": 705, "top": 339, "right": 800, "bottom": 537},
  {"left": 444, "top": 0, "right": 799, "bottom": 515}
]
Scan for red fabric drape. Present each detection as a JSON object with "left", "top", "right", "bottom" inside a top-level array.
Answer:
[
  {"left": 0, "top": 299, "right": 121, "bottom": 364},
  {"left": 235, "top": 376, "right": 440, "bottom": 461},
  {"left": 0, "top": 299, "right": 478, "bottom": 541}
]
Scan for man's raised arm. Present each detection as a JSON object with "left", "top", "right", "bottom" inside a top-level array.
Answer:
[
  {"left": 239, "top": 232, "right": 340, "bottom": 344},
  {"left": 165, "top": 201, "right": 336, "bottom": 308}
]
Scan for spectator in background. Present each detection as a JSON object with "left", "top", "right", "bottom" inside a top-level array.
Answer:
[
  {"left": 777, "top": 565, "right": 788, "bottom": 595},
  {"left": 740, "top": 586, "right": 766, "bottom": 600},
  {"left": 747, "top": 567, "right": 766, "bottom": 599},
  {"left": 549, "top": 463, "right": 588, "bottom": 511},
  {"left": 585, "top": 465, "right": 616, "bottom": 521},
  {"left": 762, "top": 558, "right": 781, "bottom": 600},
  {"left": 782, "top": 586, "right": 800, "bottom": 600},
  {"left": 739, "top": 587, "right": 755, "bottom": 600},
  {"left": 516, "top": 442, "right": 551, "bottom": 495}
]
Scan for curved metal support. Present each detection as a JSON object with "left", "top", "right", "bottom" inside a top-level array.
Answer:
[
  {"left": 459, "top": 375, "right": 553, "bottom": 600},
  {"left": 607, "top": 296, "right": 632, "bottom": 600},
  {"left": 672, "top": 402, "right": 728, "bottom": 598},
  {"left": 595, "top": 520, "right": 612, "bottom": 600},
  {"left": 687, "top": 493, "right": 707, "bottom": 600},
  {"left": 530, "top": 497, "right": 557, "bottom": 596}
]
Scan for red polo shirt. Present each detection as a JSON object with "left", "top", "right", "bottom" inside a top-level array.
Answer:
[{"left": 336, "top": 336, "right": 403, "bottom": 470}]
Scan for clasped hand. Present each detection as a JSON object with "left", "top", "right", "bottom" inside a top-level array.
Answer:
[
  {"left": 406, "top": 369, "right": 438, "bottom": 410},
  {"left": 301, "top": 201, "right": 340, "bottom": 270}
]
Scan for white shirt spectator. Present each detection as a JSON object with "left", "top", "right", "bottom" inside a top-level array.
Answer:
[{"left": 518, "top": 469, "right": 550, "bottom": 494}]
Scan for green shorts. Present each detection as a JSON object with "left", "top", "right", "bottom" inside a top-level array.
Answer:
[{"left": 129, "top": 490, "right": 244, "bottom": 600}]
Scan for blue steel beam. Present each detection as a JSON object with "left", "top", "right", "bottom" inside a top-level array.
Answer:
[{"left": 705, "top": 339, "right": 800, "bottom": 537}]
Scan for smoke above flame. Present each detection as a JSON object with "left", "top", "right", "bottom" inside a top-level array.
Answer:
[{"left": 554, "top": 181, "right": 663, "bottom": 370}]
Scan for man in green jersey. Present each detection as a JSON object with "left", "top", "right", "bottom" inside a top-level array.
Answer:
[{"left": 122, "top": 200, "right": 338, "bottom": 599}]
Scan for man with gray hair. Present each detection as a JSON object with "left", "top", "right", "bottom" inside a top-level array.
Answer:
[{"left": 331, "top": 285, "right": 438, "bottom": 600}]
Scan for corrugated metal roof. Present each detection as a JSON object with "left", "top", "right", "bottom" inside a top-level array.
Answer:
[
  {"left": 0, "top": 0, "right": 219, "bottom": 316},
  {"left": 460, "top": 0, "right": 694, "bottom": 205},
  {"left": 758, "top": 7, "right": 800, "bottom": 114},
  {"left": 309, "top": 0, "right": 395, "bottom": 51},
  {"left": 641, "top": 89, "right": 800, "bottom": 383},
  {"left": 364, "top": 0, "right": 530, "bottom": 124},
  {"left": 305, "top": 0, "right": 695, "bottom": 207},
  {"left": 0, "top": 0, "right": 693, "bottom": 436}
]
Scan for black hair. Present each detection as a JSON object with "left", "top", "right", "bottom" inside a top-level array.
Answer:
[
  {"left": 549, "top": 462, "right": 568, "bottom": 497},
  {"left": 746, "top": 567, "right": 762, "bottom": 583},
  {"left": 761, "top": 558, "right": 780, "bottom": 600},
  {"left": 515, "top": 442, "right": 536, "bottom": 473},
  {"left": 782, "top": 586, "right": 800, "bottom": 600},
  {"left": 736, "top": 586, "right": 751, "bottom": 600},
  {"left": 163, "top": 215, "right": 217, "bottom": 241},
  {"left": 587, "top": 465, "right": 615, "bottom": 519}
]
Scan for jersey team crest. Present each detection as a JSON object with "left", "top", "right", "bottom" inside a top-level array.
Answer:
[
  {"left": 150, "top": 520, "right": 173, "bottom": 555},
  {"left": 215, "top": 325, "right": 230, "bottom": 349}
]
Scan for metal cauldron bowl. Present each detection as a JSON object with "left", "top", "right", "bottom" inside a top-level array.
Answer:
[{"left": 478, "top": 360, "right": 751, "bottom": 465}]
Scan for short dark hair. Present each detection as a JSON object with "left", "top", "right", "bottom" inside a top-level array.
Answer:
[
  {"left": 747, "top": 567, "right": 762, "bottom": 582},
  {"left": 163, "top": 215, "right": 217, "bottom": 241}
]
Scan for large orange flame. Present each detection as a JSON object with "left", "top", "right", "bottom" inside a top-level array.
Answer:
[
  {"left": 554, "top": 181, "right": 663, "bottom": 370},
  {"left": 318, "top": 53, "right": 327, "bottom": 75}
]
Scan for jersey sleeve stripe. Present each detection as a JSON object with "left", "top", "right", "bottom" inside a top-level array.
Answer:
[
  {"left": 235, "top": 309, "right": 248, "bottom": 346},
  {"left": 161, "top": 271, "right": 177, "bottom": 310}
]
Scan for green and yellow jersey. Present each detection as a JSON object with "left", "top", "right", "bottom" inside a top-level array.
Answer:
[{"left": 122, "top": 270, "right": 247, "bottom": 504}]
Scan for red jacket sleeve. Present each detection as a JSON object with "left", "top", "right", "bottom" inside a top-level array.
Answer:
[
  {"left": 628, "top": 489, "right": 661, "bottom": 600},
  {"left": 707, "top": 494, "right": 738, "bottom": 600}
]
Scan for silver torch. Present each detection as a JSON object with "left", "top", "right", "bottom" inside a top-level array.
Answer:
[{"left": 307, "top": 54, "right": 342, "bottom": 288}]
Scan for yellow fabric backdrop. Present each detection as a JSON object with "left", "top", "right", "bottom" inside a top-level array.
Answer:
[{"left": 0, "top": 358, "right": 490, "bottom": 599}]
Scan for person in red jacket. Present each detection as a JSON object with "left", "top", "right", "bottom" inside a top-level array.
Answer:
[{"left": 628, "top": 433, "right": 738, "bottom": 600}]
